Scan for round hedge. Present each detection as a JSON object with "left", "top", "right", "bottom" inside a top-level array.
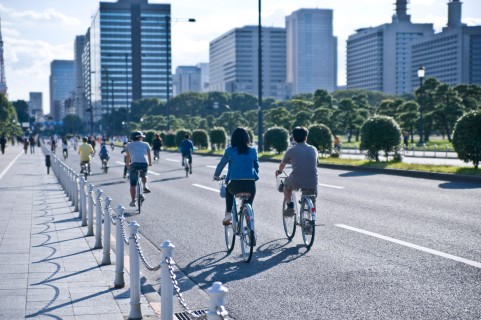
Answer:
[
  {"left": 307, "top": 124, "right": 333, "bottom": 156},
  {"left": 264, "top": 127, "right": 289, "bottom": 154},
  {"left": 143, "top": 130, "right": 156, "bottom": 145},
  {"left": 360, "top": 115, "right": 402, "bottom": 162},
  {"left": 210, "top": 127, "right": 227, "bottom": 150},
  {"left": 452, "top": 110, "right": 481, "bottom": 169},
  {"left": 192, "top": 129, "right": 209, "bottom": 149},
  {"left": 175, "top": 129, "right": 191, "bottom": 146},
  {"left": 164, "top": 133, "right": 176, "bottom": 147}
]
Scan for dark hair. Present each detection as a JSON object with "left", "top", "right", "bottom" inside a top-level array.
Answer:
[
  {"left": 292, "top": 127, "right": 308, "bottom": 143},
  {"left": 184, "top": 134, "right": 190, "bottom": 139},
  {"left": 230, "top": 127, "right": 250, "bottom": 154},
  {"left": 82, "top": 137, "right": 88, "bottom": 143}
]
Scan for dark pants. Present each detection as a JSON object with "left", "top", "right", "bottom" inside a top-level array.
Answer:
[{"left": 226, "top": 180, "right": 256, "bottom": 213}]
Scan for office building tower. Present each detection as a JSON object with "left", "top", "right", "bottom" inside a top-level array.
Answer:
[
  {"left": 346, "top": 0, "right": 433, "bottom": 94},
  {"left": 74, "top": 35, "right": 87, "bottom": 121},
  {"left": 86, "top": 0, "right": 171, "bottom": 128},
  {"left": 173, "top": 66, "right": 201, "bottom": 96},
  {"left": 209, "top": 26, "right": 286, "bottom": 100},
  {"left": 196, "top": 63, "right": 209, "bottom": 92},
  {"left": 28, "top": 92, "right": 43, "bottom": 118},
  {"left": 286, "top": 9, "right": 338, "bottom": 95},
  {"left": 49, "top": 60, "right": 74, "bottom": 122},
  {"left": 410, "top": 0, "right": 481, "bottom": 90},
  {"left": 0, "top": 19, "right": 7, "bottom": 95}
]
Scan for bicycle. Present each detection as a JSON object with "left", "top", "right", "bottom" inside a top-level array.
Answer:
[
  {"left": 81, "top": 162, "right": 90, "bottom": 181},
  {"left": 63, "top": 149, "right": 68, "bottom": 160},
  {"left": 218, "top": 176, "right": 256, "bottom": 263},
  {"left": 277, "top": 172, "right": 317, "bottom": 249},
  {"left": 131, "top": 168, "right": 144, "bottom": 213},
  {"left": 153, "top": 150, "right": 160, "bottom": 163},
  {"left": 101, "top": 158, "right": 109, "bottom": 174},
  {"left": 183, "top": 157, "right": 190, "bottom": 177}
]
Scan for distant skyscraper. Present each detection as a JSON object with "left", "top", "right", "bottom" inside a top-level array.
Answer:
[
  {"left": 50, "top": 60, "right": 74, "bottom": 122},
  {"left": 28, "top": 92, "right": 43, "bottom": 118},
  {"left": 196, "top": 63, "right": 209, "bottom": 92},
  {"left": 286, "top": 9, "right": 338, "bottom": 95},
  {"left": 173, "top": 66, "right": 201, "bottom": 96},
  {"left": 74, "top": 35, "right": 87, "bottom": 122},
  {"left": 210, "top": 26, "right": 286, "bottom": 100},
  {"left": 85, "top": 0, "right": 171, "bottom": 129},
  {"left": 410, "top": 0, "right": 481, "bottom": 90},
  {"left": 0, "top": 19, "right": 7, "bottom": 95},
  {"left": 346, "top": 0, "right": 433, "bottom": 95}
]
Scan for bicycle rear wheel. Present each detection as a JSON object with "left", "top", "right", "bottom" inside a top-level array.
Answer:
[
  {"left": 300, "top": 198, "right": 315, "bottom": 248},
  {"left": 83, "top": 166, "right": 88, "bottom": 181},
  {"left": 184, "top": 160, "right": 189, "bottom": 177},
  {"left": 240, "top": 205, "right": 255, "bottom": 263},
  {"left": 137, "top": 178, "right": 142, "bottom": 213},
  {"left": 282, "top": 201, "right": 296, "bottom": 240}
]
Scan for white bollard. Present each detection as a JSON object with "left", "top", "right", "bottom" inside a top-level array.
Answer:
[
  {"left": 102, "top": 197, "right": 112, "bottom": 265},
  {"left": 94, "top": 189, "right": 103, "bottom": 249},
  {"left": 74, "top": 174, "right": 79, "bottom": 213},
  {"left": 70, "top": 169, "right": 75, "bottom": 205},
  {"left": 87, "top": 184, "right": 94, "bottom": 236},
  {"left": 128, "top": 221, "right": 142, "bottom": 320},
  {"left": 80, "top": 177, "right": 87, "bottom": 226},
  {"left": 206, "top": 282, "right": 229, "bottom": 320},
  {"left": 114, "top": 205, "right": 125, "bottom": 288},
  {"left": 161, "top": 240, "right": 175, "bottom": 320}
]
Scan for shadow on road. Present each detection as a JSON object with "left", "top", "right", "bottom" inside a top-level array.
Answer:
[
  {"left": 339, "top": 171, "right": 377, "bottom": 178},
  {"left": 438, "top": 182, "right": 481, "bottom": 189}
]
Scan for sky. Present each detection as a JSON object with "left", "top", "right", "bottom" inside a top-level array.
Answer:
[{"left": 1, "top": 0, "right": 480, "bottom": 114}]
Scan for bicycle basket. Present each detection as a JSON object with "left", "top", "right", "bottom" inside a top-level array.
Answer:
[
  {"left": 276, "top": 176, "right": 286, "bottom": 193},
  {"left": 219, "top": 181, "right": 226, "bottom": 198}
]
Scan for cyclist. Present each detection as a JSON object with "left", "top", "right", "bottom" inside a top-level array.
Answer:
[
  {"left": 152, "top": 133, "right": 163, "bottom": 161},
  {"left": 88, "top": 136, "right": 96, "bottom": 155},
  {"left": 78, "top": 137, "right": 94, "bottom": 174},
  {"left": 125, "top": 131, "right": 152, "bottom": 207},
  {"left": 179, "top": 134, "right": 194, "bottom": 174},
  {"left": 51, "top": 137, "right": 57, "bottom": 153},
  {"left": 62, "top": 138, "right": 69, "bottom": 159},
  {"left": 121, "top": 141, "right": 130, "bottom": 178},
  {"left": 275, "top": 127, "right": 318, "bottom": 217},
  {"left": 213, "top": 127, "right": 259, "bottom": 225},
  {"left": 99, "top": 144, "right": 110, "bottom": 166}
]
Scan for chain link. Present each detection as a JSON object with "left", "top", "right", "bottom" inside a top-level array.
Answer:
[
  {"left": 119, "top": 217, "right": 129, "bottom": 244},
  {"left": 97, "top": 198, "right": 104, "bottom": 216},
  {"left": 133, "top": 234, "right": 160, "bottom": 271}
]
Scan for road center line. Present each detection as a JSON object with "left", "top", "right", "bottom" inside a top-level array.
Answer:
[
  {"left": 335, "top": 224, "right": 481, "bottom": 269},
  {"left": 0, "top": 151, "right": 23, "bottom": 181},
  {"left": 318, "top": 183, "right": 344, "bottom": 189},
  {"left": 193, "top": 183, "right": 219, "bottom": 193},
  {"left": 165, "top": 158, "right": 180, "bottom": 162}
]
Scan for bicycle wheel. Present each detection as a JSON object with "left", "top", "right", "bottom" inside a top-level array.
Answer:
[
  {"left": 224, "top": 209, "right": 235, "bottom": 253},
  {"left": 240, "top": 205, "right": 255, "bottom": 263},
  {"left": 185, "top": 160, "right": 189, "bottom": 177},
  {"left": 83, "top": 166, "right": 88, "bottom": 181},
  {"left": 136, "top": 178, "right": 142, "bottom": 213},
  {"left": 300, "top": 198, "right": 315, "bottom": 248},
  {"left": 282, "top": 201, "right": 296, "bottom": 240}
]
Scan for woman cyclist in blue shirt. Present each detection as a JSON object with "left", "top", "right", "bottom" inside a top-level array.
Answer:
[{"left": 214, "top": 127, "right": 259, "bottom": 225}]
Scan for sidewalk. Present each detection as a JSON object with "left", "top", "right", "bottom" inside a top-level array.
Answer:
[{"left": 0, "top": 146, "right": 158, "bottom": 319}]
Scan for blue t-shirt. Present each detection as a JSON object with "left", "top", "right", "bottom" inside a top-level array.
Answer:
[{"left": 179, "top": 139, "right": 194, "bottom": 156}]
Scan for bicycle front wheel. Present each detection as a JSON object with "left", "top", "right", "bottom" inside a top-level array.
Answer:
[
  {"left": 240, "top": 205, "right": 255, "bottom": 263},
  {"left": 300, "top": 198, "right": 315, "bottom": 248},
  {"left": 282, "top": 201, "right": 296, "bottom": 240},
  {"left": 224, "top": 219, "right": 235, "bottom": 253}
]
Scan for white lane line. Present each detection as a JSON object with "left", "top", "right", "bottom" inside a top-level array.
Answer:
[
  {"left": 318, "top": 183, "right": 344, "bottom": 189},
  {"left": 0, "top": 151, "right": 23, "bottom": 181},
  {"left": 148, "top": 170, "right": 160, "bottom": 176},
  {"left": 336, "top": 224, "right": 481, "bottom": 269},
  {"left": 206, "top": 165, "right": 227, "bottom": 171},
  {"left": 193, "top": 183, "right": 219, "bottom": 193},
  {"left": 165, "top": 158, "right": 180, "bottom": 162},
  {"left": 115, "top": 161, "right": 124, "bottom": 165}
]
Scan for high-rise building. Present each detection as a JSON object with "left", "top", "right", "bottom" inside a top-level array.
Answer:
[
  {"left": 0, "top": 19, "right": 7, "bottom": 96},
  {"left": 346, "top": 0, "right": 433, "bottom": 95},
  {"left": 286, "top": 9, "right": 338, "bottom": 95},
  {"left": 196, "top": 63, "right": 209, "bottom": 92},
  {"left": 49, "top": 60, "right": 74, "bottom": 122},
  {"left": 410, "top": 0, "right": 481, "bottom": 91},
  {"left": 85, "top": 0, "right": 171, "bottom": 129},
  {"left": 28, "top": 92, "right": 43, "bottom": 119},
  {"left": 209, "top": 26, "right": 286, "bottom": 100},
  {"left": 173, "top": 66, "right": 201, "bottom": 96},
  {"left": 74, "top": 35, "right": 87, "bottom": 122}
]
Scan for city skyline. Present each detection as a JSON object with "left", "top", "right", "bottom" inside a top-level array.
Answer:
[{"left": 1, "top": 0, "right": 480, "bottom": 114}]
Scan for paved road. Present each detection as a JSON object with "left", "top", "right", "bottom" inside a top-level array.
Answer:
[{"left": 60, "top": 146, "right": 481, "bottom": 319}]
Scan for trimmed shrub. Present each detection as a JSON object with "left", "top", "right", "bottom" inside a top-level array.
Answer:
[
  {"left": 452, "top": 110, "right": 481, "bottom": 169},
  {"left": 308, "top": 124, "right": 333, "bottom": 156},
  {"left": 264, "top": 127, "right": 289, "bottom": 154},
  {"left": 164, "top": 133, "right": 176, "bottom": 147},
  {"left": 192, "top": 129, "right": 209, "bottom": 149},
  {"left": 144, "top": 130, "right": 156, "bottom": 145},
  {"left": 360, "top": 115, "right": 402, "bottom": 162},
  {"left": 210, "top": 127, "right": 227, "bottom": 150},
  {"left": 175, "top": 129, "right": 191, "bottom": 146}
]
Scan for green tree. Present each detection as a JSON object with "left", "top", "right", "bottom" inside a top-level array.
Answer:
[
  {"left": 175, "top": 129, "right": 191, "bottom": 146},
  {"left": 453, "top": 84, "right": 481, "bottom": 111},
  {"left": 308, "top": 124, "right": 333, "bottom": 156},
  {"left": 210, "top": 127, "right": 227, "bottom": 150},
  {"left": 397, "top": 101, "right": 419, "bottom": 143},
  {"left": 334, "top": 98, "right": 358, "bottom": 142},
  {"left": 63, "top": 114, "right": 83, "bottom": 134},
  {"left": 214, "top": 111, "right": 248, "bottom": 135},
  {"left": 433, "top": 84, "right": 464, "bottom": 142},
  {"left": 0, "top": 95, "right": 21, "bottom": 137},
  {"left": 452, "top": 110, "right": 481, "bottom": 169},
  {"left": 313, "top": 89, "right": 333, "bottom": 109},
  {"left": 265, "top": 107, "right": 291, "bottom": 130},
  {"left": 264, "top": 127, "right": 289, "bottom": 154},
  {"left": 230, "top": 92, "right": 257, "bottom": 112},
  {"left": 360, "top": 116, "right": 402, "bottom": 162},
  {"left": 192, "top": 129, "right": 209, "bottom": 149},
  {"left": 415, "top": 77, "right": 441, "bottom": 142},
  {"left": 292, "top": 110, "right": 312, "bottom": 128},
  {"left": 12, "top": 100, "right": 29, "bottom": 124}
]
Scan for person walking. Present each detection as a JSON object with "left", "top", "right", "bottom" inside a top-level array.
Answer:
[
  {"left": 29, "top": 135, "right": 35, "bottom": 154},
  {"left": 152, "top": 133, "right": 163, "bottom": 161},
  {"left": 23, "top": 138, "right": 29, "bottom": 154},
  {"left": 0, "top": 135, "right": 7, "bottom": 155}
]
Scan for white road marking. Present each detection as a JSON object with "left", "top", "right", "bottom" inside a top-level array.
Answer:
[
  {"left": 193, "top": 183, "right": 219, "bottom": 193},
  {"left": 318, "top": 183, "right": 344, "bottom": 189},
  {"left": 165, "top": 158, "right": 180, "bottom": 162},
  {"left": 0, "top": 151, "right": 23, "bottom": 181},
  {"left": 336, "top": 224, "right": 481, "bottom": 269},
  {"left": 115, "top": 161, "right": 124, "bottom": 165},
  {"left": 206, "top": 165, "right": 226, "bottom": 171},
  {"left": 148, "top": 170, "right": 160, "bottom": 176}
]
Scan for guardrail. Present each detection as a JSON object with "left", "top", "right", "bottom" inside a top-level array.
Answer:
[
  {"left": 338, "top": 144, "right": 458, "bottom": 159},
  {"left": 44, "top": 147, "right": 229, "bottom": 320}
]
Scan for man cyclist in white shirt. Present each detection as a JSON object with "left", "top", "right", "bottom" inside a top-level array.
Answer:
[{"left": 125, "top": 131, "right": 152, "bottom": 207}]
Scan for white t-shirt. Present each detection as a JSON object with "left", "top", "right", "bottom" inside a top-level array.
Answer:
[{"left": 126, "top": 141, "right": 151, "bottom": 164}]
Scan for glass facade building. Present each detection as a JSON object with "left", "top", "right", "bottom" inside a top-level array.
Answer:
[
  {"left": 173, "top": 66, "right": 201, "bottom": 96},
  {"left": 49, "top": 60, "right": 74, "bottom": 122}
]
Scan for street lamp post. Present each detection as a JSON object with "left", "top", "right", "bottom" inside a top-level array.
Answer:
[
  {"left": 257, "top": 0, "right": 264, "bottom": 152},
  {"left": 417, "top": 66, "right": 425, "bottom": 145}
]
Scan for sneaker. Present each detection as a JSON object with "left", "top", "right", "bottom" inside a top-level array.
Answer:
[
  {"left": 189, "top": 170, "right": 192, "bottom": 174},
  {"left": 129, "top": 201, "right": 136, "bottom": 207},
  {"left": 143, "top": 187, "right": 151, "bottom": 193},
  {"left": 222, "top": 212, "right": 232, "bottom": 225},
  {"left": 283, "top": 202, "right": 295, "bottom": 217}
]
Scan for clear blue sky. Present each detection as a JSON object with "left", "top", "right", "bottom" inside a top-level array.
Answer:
[{"left": 1, "top": 0, "right": 480, "bottom": 114}]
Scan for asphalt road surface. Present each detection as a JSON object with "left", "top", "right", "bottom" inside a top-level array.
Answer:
[{"left": 59, "top": 146, "right": 481, "bottom": 320}]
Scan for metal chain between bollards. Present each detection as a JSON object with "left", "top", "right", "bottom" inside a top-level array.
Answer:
[
  {"left": 133, "top": 234, "right": 160, "bottom": 271},
  {"left": 165, "top": 257, "right": 229, "bottom": 320},
  {"left": 119, "top": 216, "right": 129, "bottom": 244}
]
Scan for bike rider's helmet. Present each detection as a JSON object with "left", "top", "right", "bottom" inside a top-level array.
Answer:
[{"left": 131, "top": 131, "right": 145, "bottom": 141}]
